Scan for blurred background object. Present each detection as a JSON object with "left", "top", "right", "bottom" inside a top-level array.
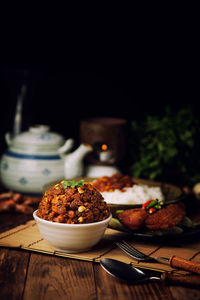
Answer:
[
  {"left": 128, "top": 106, "right": 200, "bottom": 187},
  {"left": 0, "top": 67, "right": 199, "bottom": 190},
  {"left": 0, "top": 125, "right": 66, "bottom": 194},
  {"left": 80, "top": 117, "right": 127, "bottom": 177}
]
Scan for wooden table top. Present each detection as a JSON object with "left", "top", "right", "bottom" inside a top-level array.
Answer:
[
  {"left": 1, "top": 197, "right": 200, "bottom": 300},
  {"left": 1, "top": 213, "right": 200, "bottom": 300}
]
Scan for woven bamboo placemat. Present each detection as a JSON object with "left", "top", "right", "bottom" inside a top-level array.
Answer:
[{"left": 0, "top": 219, "right": 200, "bottom": 274}]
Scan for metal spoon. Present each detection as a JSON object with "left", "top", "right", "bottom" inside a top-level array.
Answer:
[
  {"left": 100, "top": 258, "right": 200, "bottom": 287},
  {"left": 100, "top": 258, "right": 159, "bottom": 284}
]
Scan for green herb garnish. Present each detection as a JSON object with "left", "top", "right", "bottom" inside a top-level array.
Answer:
[{"left": 62, "top": 179, "right": 85, "bottom": 189}]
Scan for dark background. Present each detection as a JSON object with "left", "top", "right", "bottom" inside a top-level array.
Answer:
[{"left": 0, "top": 67, "right": 198, "bottom": 157}]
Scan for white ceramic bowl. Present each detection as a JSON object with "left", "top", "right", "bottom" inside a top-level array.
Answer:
[{"left": 33, "top": 210, "right": 112, "bottom": 253}]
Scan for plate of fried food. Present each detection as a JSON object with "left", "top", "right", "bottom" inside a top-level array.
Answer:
[
  {"left": 91, "top": 174, "right": 200, "bottom": 240},
  {"left": 109, "top": 201, "right": 200, "bottom": 240}
]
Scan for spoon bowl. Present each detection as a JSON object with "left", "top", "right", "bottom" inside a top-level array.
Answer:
[{"left": 100, "top": 258, "right": 159, "bottom": 284}]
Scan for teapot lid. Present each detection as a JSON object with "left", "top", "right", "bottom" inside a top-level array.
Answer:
[{"left": 10, "top": 125, "right": 65, "bottom": 153}]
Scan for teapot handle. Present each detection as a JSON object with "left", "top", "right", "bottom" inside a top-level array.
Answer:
[
  {"left": 58, "top": 138, "right": 74, "bottom": 155},
  {"left": 5, "top": 133, "right": 12, "bottom": 146}
]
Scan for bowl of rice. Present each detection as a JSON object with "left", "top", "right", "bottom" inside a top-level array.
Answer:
[{"left": 91, "top": 174, "right": 184, "bottom": 213}]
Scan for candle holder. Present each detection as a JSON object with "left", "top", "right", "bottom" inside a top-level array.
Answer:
[{"left": 80, "top": 117, "right": 127, "bottom": 177}]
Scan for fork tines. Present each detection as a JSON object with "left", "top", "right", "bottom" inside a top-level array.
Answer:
[{"left": 115, "top": 240, "right": 149, "bottom": 261}]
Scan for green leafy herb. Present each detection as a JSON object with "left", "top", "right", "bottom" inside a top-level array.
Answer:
[
  {"left": 62, "top": 179, "right": 85, "bottom": 189},
  {"left": 128, "top": 106, "right": 200, "bottom": 186}
]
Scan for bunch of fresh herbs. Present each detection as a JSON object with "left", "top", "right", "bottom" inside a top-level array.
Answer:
[{"left": 129, "top": 106, "right": 200, "bottom": 186}]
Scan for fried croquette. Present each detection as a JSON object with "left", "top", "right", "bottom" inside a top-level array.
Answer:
[
  {"left": 117, "top": 208, "right": 148, "bottom": 230},
  {"left": 145, "top": 202, "right": 186, "bottom": 230},
  {"left": 116, "top": 203, "right": 186, "bottom": 231}
]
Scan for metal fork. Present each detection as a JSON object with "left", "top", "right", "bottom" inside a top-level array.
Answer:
[
  {"left": 115, "top": 240, "right": 200, "bottom": 274},
  {"left": 115, "top": 240, "right": 169, "bottom": 264}
]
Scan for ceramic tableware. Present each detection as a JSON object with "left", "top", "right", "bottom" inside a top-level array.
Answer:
[
  {"left": 33, "top": 210, "right": 112, "bottom": 253},
  {"left": 0, "top": 125, "right": 92, "bottom": 194}
]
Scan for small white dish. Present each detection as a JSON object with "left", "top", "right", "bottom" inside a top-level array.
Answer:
[{"left": 33, "top": 210, "right": 112, "bottom": 253}]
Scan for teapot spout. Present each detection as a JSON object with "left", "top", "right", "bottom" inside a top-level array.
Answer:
[
  {"left": 63, "top": 143, "right": 93, "bottom": 179},
  {"left": 75, "top": 143, "right": 93, "bottom": 158}
]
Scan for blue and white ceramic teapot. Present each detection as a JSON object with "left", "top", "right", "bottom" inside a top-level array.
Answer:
[{"left": 0, "top": 125, "right": 92, "bottom": 194}]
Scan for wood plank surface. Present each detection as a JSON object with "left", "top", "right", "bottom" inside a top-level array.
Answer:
[
  {"left": 23, "top": 253, "right": 96, "bottom": 300},
  {"left": 169, "top": 286, "right": 200, "bottom": 300},
  {"left": 0, "top": 248, "right": 30, "bottom": 300},
  {"left": 94, "top": 262, "right": 173, "bottom": 300},
  {"left": 0, "top": 246, "right": 200, "bottom": 300}
]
